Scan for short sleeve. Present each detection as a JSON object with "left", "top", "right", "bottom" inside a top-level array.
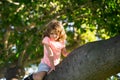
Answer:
[{"left": 42, "top": 37, "right": 50, "bottom": 45}]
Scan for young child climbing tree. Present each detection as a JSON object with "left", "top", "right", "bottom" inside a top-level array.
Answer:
[{"left": 24, "top": 19, "right": 69, "bottom": 80}]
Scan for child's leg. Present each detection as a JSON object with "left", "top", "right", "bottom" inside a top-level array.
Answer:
[
  {"left": 33, "top": 71, "right": 47, "bottom": 80},
  {"left": 24, "top": 62, "right": 50, "bottom": 80},
  {"left": 24, "top": 71, "right": 47, "bottom": 80}
]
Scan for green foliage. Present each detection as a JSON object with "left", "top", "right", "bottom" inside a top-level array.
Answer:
[
  {"left": 107, "top": 75, "right": 120, "bottom": 80},
  {"left": 0, "top": 0, "right": 120, "bottom": 79}
]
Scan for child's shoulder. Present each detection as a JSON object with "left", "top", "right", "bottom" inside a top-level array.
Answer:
[
  {"left": 42, "top": 36, "right": 51, "bottom": 44},
  {"left": 43, "top": 36, "right": 50, "bottom": 39},
  {"left": 42, "top": 36, "right": 51, "bottom": 42}
]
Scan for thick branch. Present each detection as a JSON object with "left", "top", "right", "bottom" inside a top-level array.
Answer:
[{"left": 44, "top": 35, "right": 120, "bottom": 80}]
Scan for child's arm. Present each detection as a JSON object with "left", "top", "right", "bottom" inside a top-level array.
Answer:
[
  {"left": 44, "top": 44, "right": 55, "bottom": 72},
  {"left": 61, "top": 47, "right": 69, "bottom": 57}
]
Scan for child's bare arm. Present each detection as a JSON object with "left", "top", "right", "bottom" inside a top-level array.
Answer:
[
  {"left": 44, "top": 44, "right": 55, "bottom": 71},
  {"left": 61, "top": 47, "right": 69, "bottom": 57}
]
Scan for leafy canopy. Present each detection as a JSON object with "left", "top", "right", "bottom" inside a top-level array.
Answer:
[{"left": 0, "top": 0, "right": 120, "bottom": 78}]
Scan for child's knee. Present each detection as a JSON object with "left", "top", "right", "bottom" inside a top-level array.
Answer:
[{"left": 33, "top": 73, "right": 43, "bottom": 80}]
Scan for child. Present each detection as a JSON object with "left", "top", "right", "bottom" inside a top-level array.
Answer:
[{"left": 24, "top": 20, "right": 68, "bottom": 80}]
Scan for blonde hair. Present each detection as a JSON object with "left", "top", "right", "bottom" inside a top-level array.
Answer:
[{"left": 43, "top": 20, "right": 67, "bottom": 41}]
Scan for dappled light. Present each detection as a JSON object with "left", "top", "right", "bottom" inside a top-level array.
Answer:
[{"left": 0, "top": 0, "right": 120, "bottom": 80}]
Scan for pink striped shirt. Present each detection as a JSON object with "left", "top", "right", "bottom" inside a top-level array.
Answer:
[{"left": 41, "top": 36, "right": 65, "bottom": 67}]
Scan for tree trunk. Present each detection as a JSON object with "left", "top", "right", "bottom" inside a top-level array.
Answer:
[{"left": 44, "top": 35, "right": 120, "bottom": 80}]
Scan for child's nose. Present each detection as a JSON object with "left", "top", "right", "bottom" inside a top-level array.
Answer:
[{"left": 53, "top": 34, "right": 57, "bottom": 37}]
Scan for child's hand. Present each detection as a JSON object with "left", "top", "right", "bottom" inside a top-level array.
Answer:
[
  {"left": 47, "top": 67, "right": 55, "bottom": 74},
  {"left": 61, "top": 48, "right": 69, "bottom": 57}
]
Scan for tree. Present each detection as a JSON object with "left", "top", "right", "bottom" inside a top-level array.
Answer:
[
  {"left": 44, "top": 35, "right": 120, "bottom": 80},
  {"left": 0, "top": 0, "right": 120, "bottom": 80}
]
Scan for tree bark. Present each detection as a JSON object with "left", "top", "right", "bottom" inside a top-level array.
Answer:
[{"left": 44, "top": 35, "right": 120, "bottom": 80}]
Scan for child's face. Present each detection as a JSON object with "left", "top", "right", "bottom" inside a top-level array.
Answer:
[{"left": 50, "top": 31, "right": 59, "bottom": 41}]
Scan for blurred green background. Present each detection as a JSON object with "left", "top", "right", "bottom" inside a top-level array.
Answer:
[{"left": 0, "top": 0, "right": 120, "bottom": 80}]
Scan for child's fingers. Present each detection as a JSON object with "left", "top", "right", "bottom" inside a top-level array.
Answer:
[
  {"left": 47, "top": 69, "right": 52, "bottom": 74},
  {"left": 47, "top": 69, "right": 55, "bottom": 74}
]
